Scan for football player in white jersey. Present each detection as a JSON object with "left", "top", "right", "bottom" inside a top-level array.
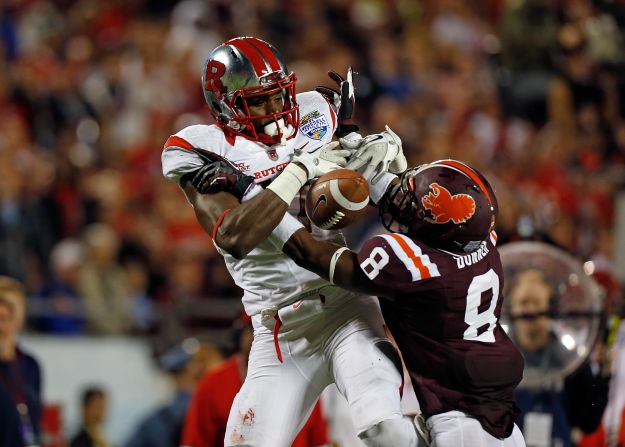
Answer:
[{"left": 161, "top": 37, "right": 417, "bottom": 447}]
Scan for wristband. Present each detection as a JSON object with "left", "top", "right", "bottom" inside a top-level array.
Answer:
[
  {"left": 329, "top": 247, "right": 350, "bottom": 284},
  {"left": 267, "top": 163, "right": 308, "bottom": 204},
  {"left": 369, "top": 172, "right": 398, "bottom": 205}
]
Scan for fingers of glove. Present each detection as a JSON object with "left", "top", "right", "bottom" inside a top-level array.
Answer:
[
  {"left": 371, "top": 160, "right": 392, "bottom": 184},
  {"left": 327, "top": 149, "right": 352, "bottom": 158},
  {"left": 352, "top": 147, "right": 385, "bottom": 170},
  {"left": 339, "top": 137, "right": 363, "bottom": 150},
  {"left": 345, "top": 156, "right": 368, "bottom": 171},
  {"left": 352, "top": 141, "right": 384, "bottom": 161},
  {"left": 304, "top": 141, "right": 339, "bottom": 156},
  {"left": 315, "top": 86, "right": 339, "bottom": 96},
  {"left": 320, "top": 147, "right": 351, "bottom": 167},
  {"left": 321, "top": 149, "right": 351, "bottom": 163},
  {"left": 191, "top": 168, "right": 212, "bottom": 190},
  {"left": 196, "top": 176, "right": 220, "bottom": 194},
  {"left": 339, "top": 81, "right": 354, "bottom": 118},
  {"left": 383, "top": 125, "right": 402, "bottom": 146},
  {"left": 362, "top": 161, "right": 382, "bottom": 181},
  {"left": 315, "top": 86, "right": 340, "bottom": 104},
  {"left": 316, "top": 141, "right": 341, "bottom": 153},
  {"left": 328, "top": 70, "right": 345, "bottom": 85},
  {"left": 319, "top": 161, "right": 343, "bottom": 175},
  {"left": 389, "top": 152, "right": 408, "bottom": 174}
]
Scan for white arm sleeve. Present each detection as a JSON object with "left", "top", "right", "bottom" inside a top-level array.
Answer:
[
  {"left": 267, "top": 212, "right": 306, "bottom": 248},
  {"left": 241, "top": 183, "right": 305, "bottom": 248}
]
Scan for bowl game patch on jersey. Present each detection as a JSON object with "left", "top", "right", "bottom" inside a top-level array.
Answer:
[{"left": 300, "top": 111, "right": 329, "bottom": 140}]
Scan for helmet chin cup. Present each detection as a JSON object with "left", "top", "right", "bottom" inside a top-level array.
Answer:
[
  {"left": 263, "top": 119, "right": 288, "bottom": 144},
  {"left": 263, "top": 118, "right": 285, "bottom": 136}
]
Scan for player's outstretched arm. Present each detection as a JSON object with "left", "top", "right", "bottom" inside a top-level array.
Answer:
[
  {"left": 181, "top": 144, "right": 349, "bottom": 259},
  {"left": 283, "top": 228, "right": 386, "bottom": 296},
  {"left": 183, "top": 183, "right": 291, "bottom": 259}
]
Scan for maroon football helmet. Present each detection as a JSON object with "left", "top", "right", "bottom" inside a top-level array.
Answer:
[{"left": 379, "top": 159, "right": 498, "bottom": 253}]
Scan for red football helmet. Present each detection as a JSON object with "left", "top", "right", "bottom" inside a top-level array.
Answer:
[
  {"left": 201, "top": 36, "right": 299, "bottom": 145},
  {"left": 379, "top": 159, "right": 498, "bottom": 253}
]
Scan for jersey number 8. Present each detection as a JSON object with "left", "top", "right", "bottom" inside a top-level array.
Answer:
[{"left": 360, "top": 249, "right": 498, "bottom": 343}]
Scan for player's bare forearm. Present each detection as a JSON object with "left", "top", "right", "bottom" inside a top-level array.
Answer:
[
  {"left": 184, "top": 183, "right": 289, "bottom": 259},
  {"left": 283, "top": 228, "right": 383, "bottom": 296}
]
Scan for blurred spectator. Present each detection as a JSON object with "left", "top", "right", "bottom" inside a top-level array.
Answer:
[
  {"left": 558, "top": 0, "right": 624, "bottom": 67},
  {"left": 181, "top": 315, "right": 330, "bottom": 447},
  {"left": 498, "top": 0, "right": 559, "bottom": 124},
  {"left": 577, "top": 264, "right": 624, "bottom": 447},
  {"left": 156, "top": 248, "right": 210, "bottom": 306},
  {"left": 78, "top": 223, "right": 134, "bottom": 334},
  {"left": 70, "top": 386, "right": 109, "bottom": 447},
  {"left": 0, "top": 276, "right": 43, "bottom": 447},
  {"left": 509, "top": 270, "right": 575, "bottom": 372},
  {"left": 508, "top": 269, "right": 609, "bottom": 447},
  {"left": 548, "top": 23, "right": 616, "bottom": 166},
  {"left": 0, "top": 147, "right": 56, "bottom": 287},
  {"left": 119, "top": 246, "right": 156, "bottom": 333},
  {"left": 0, "top": 381, "right": 24, "bottom": 447},
  {"left": 499, "top": 0, "right": 558, "bottom": 74},
  {"left": 124, "top": 340, "right": 217, "bottom": 447},
  {"left": 33, "top": 238, "right": 85, "bottom": 334}
]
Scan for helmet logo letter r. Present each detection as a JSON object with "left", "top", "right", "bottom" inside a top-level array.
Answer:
[{"left": 205, "top": 60, "right": 227, "bottom": 95}]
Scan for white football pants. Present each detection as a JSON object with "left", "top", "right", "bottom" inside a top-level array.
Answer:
[
  {"left": 224, "top": 286, "right": 416, "bottom": 447},
  {"left": 427, "top": 411, "right": 527, "bottom": 447}
]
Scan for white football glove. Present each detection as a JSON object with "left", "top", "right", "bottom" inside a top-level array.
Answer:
[
  {"left": 268, "top": 142, "right": 350, "bottom": 205},
  {"left": 292, "top": 141, "right": 351, "bottom": 180},
  {"left": 342, "top": 125, "right": 407, "bottom": 184}
]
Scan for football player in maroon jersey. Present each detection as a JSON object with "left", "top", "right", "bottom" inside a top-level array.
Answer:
[{"left": 276, "top": 159, "right": 527, "bottom": 447}]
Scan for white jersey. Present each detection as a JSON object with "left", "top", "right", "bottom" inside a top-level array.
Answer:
[{"left": 162, "top": 91, "right": 345, "bottom": 316}]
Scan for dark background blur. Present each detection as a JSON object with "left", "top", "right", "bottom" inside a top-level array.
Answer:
[
  {"left": 2, "top": 0, "right": 625, "bottom": 444},
  {"left": 2, "top": 0, "right": 623, "bottom": 342}
]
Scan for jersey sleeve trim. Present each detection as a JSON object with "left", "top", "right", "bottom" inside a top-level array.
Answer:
[
  {"left": 164, "top": 135, "right": 194, "bottom": 150},
  {"left": 380, "top": 234, "right": 441, "bottom": 281},
  {"left": 490, "top": 230, "right": 497, "bottom": 246}
]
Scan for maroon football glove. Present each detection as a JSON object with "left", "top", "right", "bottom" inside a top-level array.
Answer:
[
  {"left": 315, "top": 68, "right": 359, "bottom": 137},
  {"left": 181, "top": 149, "right": 255, "bottom": 201}
]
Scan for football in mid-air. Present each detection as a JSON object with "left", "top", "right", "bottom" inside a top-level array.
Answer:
[{"left": 305, "top": 169, "right": 370, "bottom": 230}]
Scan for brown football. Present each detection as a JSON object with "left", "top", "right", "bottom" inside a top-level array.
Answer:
[{"left": 305, "top": 169, "right": 370, "bottom": 230}]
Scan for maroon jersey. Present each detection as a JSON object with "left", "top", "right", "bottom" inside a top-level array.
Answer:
[{"left": 357, "top": 230, "right": 524, "bottom": 439}]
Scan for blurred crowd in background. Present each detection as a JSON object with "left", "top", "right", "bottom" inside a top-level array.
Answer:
[
  {"left": 1, "top": 0, "right": 624, "bottom": 337},
  {"left": 1, "top": 0, "right": 625, "bottom": 444}
]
